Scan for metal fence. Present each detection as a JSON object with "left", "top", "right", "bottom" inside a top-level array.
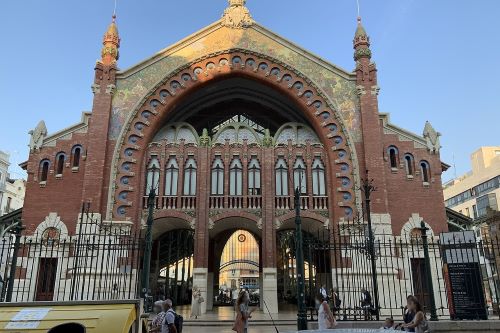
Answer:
[
  {"left": 0, "top": 211, "right": 142, "bottom": 303},
  {"left": 302, "top": 218, "right": 500, "bottom": 321}
]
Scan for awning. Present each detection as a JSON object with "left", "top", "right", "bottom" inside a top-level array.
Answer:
[{"left": 0, "top": 300, "right": 138, "bottom": 333}]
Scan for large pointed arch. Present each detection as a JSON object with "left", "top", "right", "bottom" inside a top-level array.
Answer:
[{"left": 108, "top": 50, "right": 359, "bottom": 222}]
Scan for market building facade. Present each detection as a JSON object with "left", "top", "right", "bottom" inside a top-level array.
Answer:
[{"left": 16, "top": 1, "right": 449, "bottom": 314}]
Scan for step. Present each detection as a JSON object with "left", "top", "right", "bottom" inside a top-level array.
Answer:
[{"left": 183, "top": 320, "right": 296, "bottom": 327}]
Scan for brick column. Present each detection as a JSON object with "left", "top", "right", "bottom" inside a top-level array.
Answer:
[
  {"left": 261, "top": 146, "right": 278, "bottom": 313},
  {"left": 81, "top": 63, "right": 116, "bottom": 213},
  {"left": 356, "top": 59, "right": 388, "bottom": 213}
]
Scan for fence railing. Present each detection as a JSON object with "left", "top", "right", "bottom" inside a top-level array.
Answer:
[
  {"left": 301, "top": 219, "right": 500, "bottom": 321},
  {"left": 0, "top": 214, "right": 142, "bottom": 303}
]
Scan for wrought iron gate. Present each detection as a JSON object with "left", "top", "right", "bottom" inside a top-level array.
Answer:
[{"left": 154, "top": 229, "right": 195, "bottom": 306}]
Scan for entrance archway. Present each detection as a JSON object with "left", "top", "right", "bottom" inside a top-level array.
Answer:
[
  {"left": 276, "top": 229, "right": 331, "bottom": 309},
  {"left": 216, "top": 229, "right": 260, "bottom": 306},
  {"left": 153, "top": 229, "right": 195, "bottom": 305}
]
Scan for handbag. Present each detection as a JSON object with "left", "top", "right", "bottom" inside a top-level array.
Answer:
[
  {"left": 198, "top": 296, "right": 204, "bottom": 303},
  {"left": 232, "top": 312, "right": 244, "bottom": 333}
]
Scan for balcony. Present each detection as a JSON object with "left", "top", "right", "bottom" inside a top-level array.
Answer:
[{"left": 142, "top": 195, "right": 196, "bottom": 210}]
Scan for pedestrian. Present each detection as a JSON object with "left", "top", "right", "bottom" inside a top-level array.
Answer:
[
  {"left": 162, "top": 299, "right": 178, "bottom": 333},
  {"left": 315, "top": 293, "right": 335, "bottom": 330},
  {"left": 232, "top": 288, "right": 238, "bottom": 305},
  {"left": 319, "top": 284, "right": 328, "bottom": 301},
  {"left": 402, "top": 295, "right": 416, "bottom": 332},
  {"left": 360, "top": 288, "right": 373, "bottom": 320},
  {"left": 330, "top": 287, "right": 341, "bottom": 312},
  {"left": 232, "top": 290, "right": 256, "bottom": 333},
  {"left": 402, "top": 296, "right": 429, "bottom": 333},
  {"left": 380, "top": 317, "right": 395, "bottom": 329},
  {"left": 190, "top": 285, "right": 203, "bottom": 319},
  {"left": 150, "top": 301, "right": 166, "bottom": 333}
]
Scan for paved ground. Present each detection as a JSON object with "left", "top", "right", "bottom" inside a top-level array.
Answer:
[{"left": 182, "top": 326, "right": 296, "bottom": 333}]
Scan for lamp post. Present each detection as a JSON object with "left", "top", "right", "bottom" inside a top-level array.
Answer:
[
  {"left": 5, "top": 218, "right": 23, "bottom": 302},
  {"left": 420, "top": 221, "right": 438, "bottom": 321},
  {"left": 360, "top": 171, "right": 380, "bottom": 321},
  {"left": 141, "top": 183, "right": 156, "bottom": 312},
  {"left": 294, "top": 187, "right": 308, "bottom": 330}
]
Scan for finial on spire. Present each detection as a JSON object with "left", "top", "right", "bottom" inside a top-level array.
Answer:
[
  {"left": 222, "top": 0, "right": 254, "bottom": 29},
  {"left": 353, "top": 16, "right": 371, "bottom": 61},
  {"left": 100, "top": 14, "right": 120, "bottom": 65}
]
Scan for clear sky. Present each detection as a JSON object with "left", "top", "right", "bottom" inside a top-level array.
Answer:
[{"left": 0, "top": 0, "right": 498, "bottom": 181}]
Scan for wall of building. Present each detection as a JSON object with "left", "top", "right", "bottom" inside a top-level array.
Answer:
[
  {"left": 0, "top": 179, "right": 25, "bottom": 215},
  {"left": 22, "top": 131, "right": 88, "bottom": 233},
  {"left": 444, "top": 147, "right": 500, "bottom": 219},
  {"left": 383, "top": 131, "right": 447, "bottom": 235}
]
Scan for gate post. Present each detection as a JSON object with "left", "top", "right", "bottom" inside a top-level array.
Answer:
[{"left": 420, "top": 221, "right": 438, "bottom": 321}]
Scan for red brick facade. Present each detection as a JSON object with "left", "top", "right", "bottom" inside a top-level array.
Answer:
[{"left": 21, "top": 15, "right": 448, "bottom": 272}]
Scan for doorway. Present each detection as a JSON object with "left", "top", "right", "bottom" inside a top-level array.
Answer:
[
  {"left": 216, "top": 230, "right": 260, "bottom": 306},
  {"left": 277, "top": 229, "right": 331, "bottom": 308},
  {"left": 154, "top": 229, "right": 195, "bottom": 305},
  {"left": 35, "top": 258, "right": 58, "bottom": 301},
  {"left": 411, "top": 258, "right": 431, "bottom": 310}
]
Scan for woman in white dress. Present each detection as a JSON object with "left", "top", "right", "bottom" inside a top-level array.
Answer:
[
  {"left": 316, "top": 293, "right": 335, "bottom": 330},
  {"left": 190, "top": 286, "right": 202, "bottom": 319}
]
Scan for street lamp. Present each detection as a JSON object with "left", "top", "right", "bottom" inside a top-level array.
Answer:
[
  {"left": 5, "top": 218, "right": 24, "bottom": 302},
  {"left": 294, "top": 186, "right": 308, "bottom": 330},
  {"left": 360, "top": 170, "right": 380, "bottom": 321},
  {"left": 141, "top": 169, "right": 158, "bottom": 313}
]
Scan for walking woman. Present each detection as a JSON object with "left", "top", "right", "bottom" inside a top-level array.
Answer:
[
  {"left": 316, "top": 293, "right": 336, "bottom": 330},
  {"left": 402, "top": 296, "right": 429, "bottom": 333},
  {"left": 232, "top": 291, "right": 256, "bottom": 333},
  {"left": 190, "top": 285, "right": 203, "bottom": 319}
]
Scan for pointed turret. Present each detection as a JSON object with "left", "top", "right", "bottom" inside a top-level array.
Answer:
[
  {"left": 100, "top": 15, "right": 120, "bottom": 65},
  {"left": 353, "top": 17, "right": 371, "bottom": 61}
]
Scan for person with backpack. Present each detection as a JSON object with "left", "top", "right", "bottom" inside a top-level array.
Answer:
[{"left": 162, "top": 299, "right": 183, "bottom": 333}]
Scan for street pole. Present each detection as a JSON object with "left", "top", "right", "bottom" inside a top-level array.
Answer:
[
  {"left": 294, "top": 187, "right": 308, "bottom": 330},
  {"left": 6, "top": 218, "right": 23, "bottom": 302},
  {"left": 420, "top": 220, "right": 438, "bottom": 321},
  {"left": 141, "top": 185, "right": 156, "bottom": 313},
  {"left": 361, "top": 171, "right": 380, "bottom": 321}
]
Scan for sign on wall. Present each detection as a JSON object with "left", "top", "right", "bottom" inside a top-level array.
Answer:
[{"left": 440, "top": 231, "right": 488, "bottom": 320}]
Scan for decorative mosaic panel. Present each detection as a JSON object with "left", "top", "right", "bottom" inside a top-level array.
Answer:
[{"left": 110, "top": 25, "right": 360, "bottom": 141}]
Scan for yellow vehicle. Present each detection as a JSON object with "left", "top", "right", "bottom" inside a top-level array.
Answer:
[{"left": 0, "top": 300, "right": 142, "bottom": 333}]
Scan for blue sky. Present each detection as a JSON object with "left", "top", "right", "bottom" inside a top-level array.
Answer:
[{"left": 0, "top": 0, "right": 498, "bottom": 181}]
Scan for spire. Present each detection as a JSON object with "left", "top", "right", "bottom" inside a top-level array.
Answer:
[
  {"left": 353, "top": 17, "right": 371, "bottom": 61},
  {"left": 100, "top": 14, "right": 120, "bottom": 65},
  {"left": 221, "top": 0, "right": 254, "bottom": 28}
]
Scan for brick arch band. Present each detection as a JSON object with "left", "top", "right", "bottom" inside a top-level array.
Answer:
[{"left": 107, "top": 50, "right": 360, "bottom": 222}]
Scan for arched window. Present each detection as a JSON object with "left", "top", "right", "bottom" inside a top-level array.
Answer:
[
  {"left": 275, "top": 158, "right": 288, "bottom": 196},
  {"left": 229, "top": 157, "right": 243, "bottom": 196},
  {"left": 55, "top": 153, "right": 66, "bottom": 176},
  {"left": 388, "top": 146, "right": 399, "bottom": 169},
  {"left": 164, "top": 157, "right": 179, "bottom": 196},
  {"left": 420, "top": 161, "right": 430, "bottom": 183},
  {"left": 248, "top": 158, "right": 261, "bottom": 195},
  {"left": 39, "top": 159, "right": 50, "bottom": 182},
  {"left": 145, "top": 156, "right": 160, "bottom": 195},
  {"left": 293, "top": 157, "right": 307, "bottom": 195},
  {"left": 312, "top": 158, "right": 326, "bottom": 196},
  {"left": 71, "top": 145, "right": 82, "bottom": 168},
  {"left": 404, "top": 154, "right": 414, "bottom": 177},
  {"left": 183, "top": 158, "right": 197, "bottom": 196},
  {"left": 211, "top": 157, "right": 224, "bottom": 195}
]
